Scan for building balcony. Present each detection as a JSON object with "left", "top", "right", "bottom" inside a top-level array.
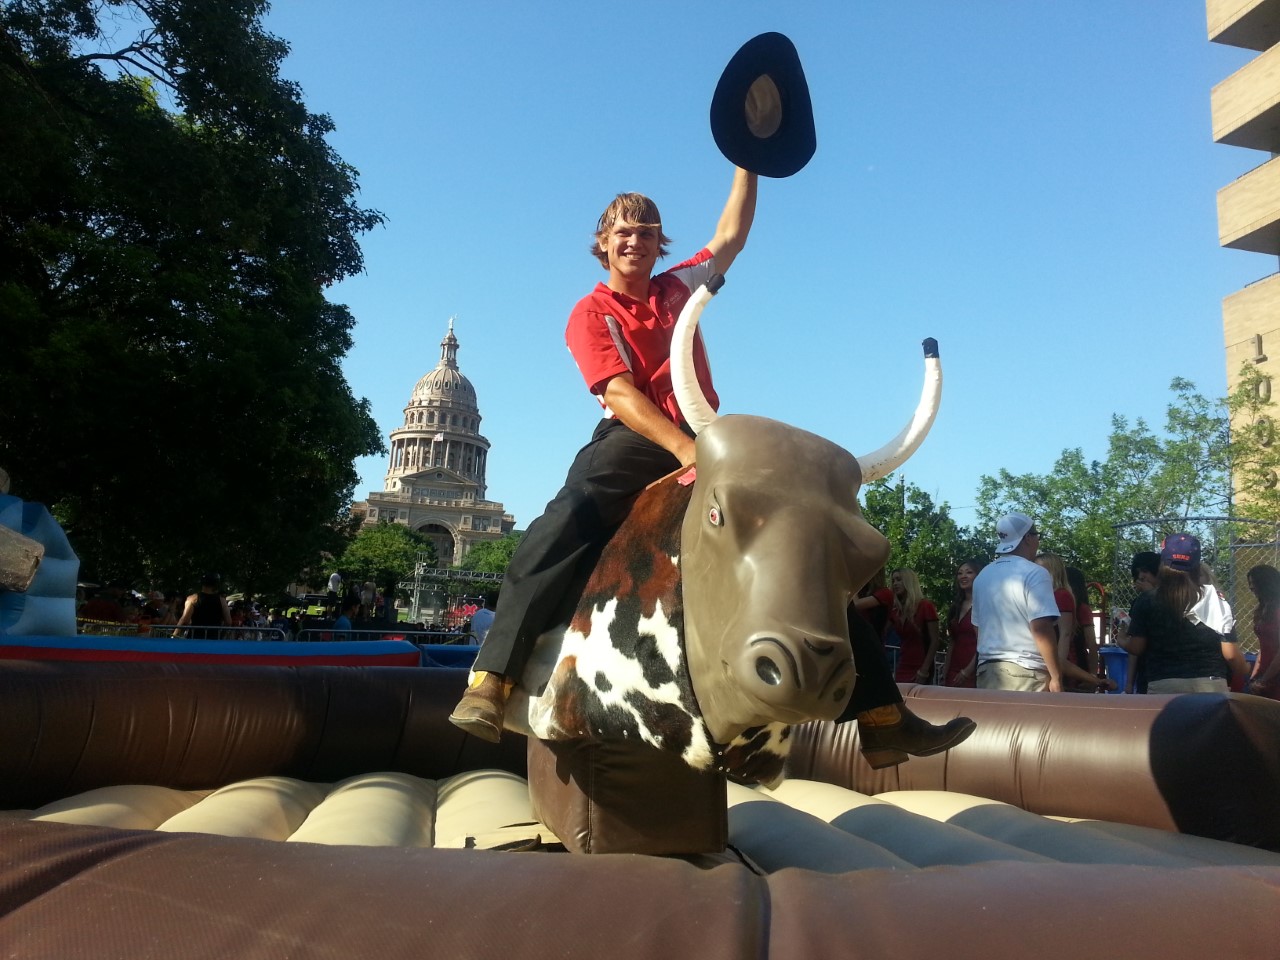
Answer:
[
  {"left": 1212, "top": 41, "right": 1280, "bottom": 150},
  {"left": 1218, "top": 153, "right": 1280, "bottom": 253},
  {"left": 1209, "top": 0, "right": 1280, "bottom": 51}
]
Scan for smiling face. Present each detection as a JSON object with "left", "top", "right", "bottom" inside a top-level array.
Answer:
[
  {"left": 890, "top": 570, "right": 905, "bottom": 597},
  {"left": 956, "top": 564, "right": 977, "bottom": 592},
  {"left": 600, "top": 217, "right": 661, "bottom": 290}
]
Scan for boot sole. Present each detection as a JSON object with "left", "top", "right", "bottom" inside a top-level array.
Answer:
[
  {"left": 906, "top": 718, "right": 977, "bottom": 758},
  {"left": 449, "top": 712, "right": 503, "bottom": 743}
]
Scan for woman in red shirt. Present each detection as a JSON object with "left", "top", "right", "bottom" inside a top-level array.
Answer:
[
  {"left": 1247, "top": 564, "right": 1280, "bottom": 699},
  {"left": 890, "top": 568, "right": 941, "bottom": 684},
  {"left": 1036, "top": 552, "right": 1077, "bottom": 661},
  {"left": 943, "top": 558, "right": 986, "bottom": 687}
]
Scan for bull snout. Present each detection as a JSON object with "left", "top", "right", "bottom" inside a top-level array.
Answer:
[{"left": 735, "top": 631, "right": 854, "bottom": 722}]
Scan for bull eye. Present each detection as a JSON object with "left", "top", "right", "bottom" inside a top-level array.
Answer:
[
  {"left": 708, "top": 503, "right": 723, "bottom": 527},
  {"left": 755, "top": 656, "right": 782, "bottom": 686}
]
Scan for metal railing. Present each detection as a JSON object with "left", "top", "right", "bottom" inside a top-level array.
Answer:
[
  {"left": 76, "top": 620, "right": 289, "bottom": 641},
  {"left": 166, "top": 626, "right": 289, "bottom": 642},
  {"left": 295, "top": 628, "right": 477, "bottom": 645}
]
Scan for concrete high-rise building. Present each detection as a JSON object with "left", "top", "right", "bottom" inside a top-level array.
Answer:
[
  {"left": 357, "top": 321, "right": 515, "bottom": 565},
  {"left": 1210, "top": 0, "right": 1280, "bottom": 497}
]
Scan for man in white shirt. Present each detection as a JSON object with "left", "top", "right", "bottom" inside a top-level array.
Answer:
[
  {"left": 469, "top": 598, "right": 495, "bottom": 646},
  {"left": 971, "top": 512, "right": 1062, "bottom": 692}
]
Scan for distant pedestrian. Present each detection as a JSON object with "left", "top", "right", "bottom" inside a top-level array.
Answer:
[
  {"left": 173, "top": 573, "right": 231, "bottom": 640},
  {"left": 972, "top": 513, "right": 1062, "bottom": 692},
  {"left": 1123, "top": 533, "right": 1248, "bottom": 694}
]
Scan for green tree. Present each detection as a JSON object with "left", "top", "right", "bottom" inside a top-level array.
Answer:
[
  {"left": 975, "top": 378, "right": 1231, "bottom": 586},
  {"left": 457, "top": 531, "right": 523, "bottom": 575},
  {"left": 861, "top": 477, "right": 977, "bottom": 605},
  {"left": 0, "top": 1, "right": 385, "bottom": 594},
  {"left": 338, "top": 522, "right": 435, "bottom": 596}
]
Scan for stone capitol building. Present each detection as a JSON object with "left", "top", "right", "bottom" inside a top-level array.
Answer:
[{"left": 356, "top": 321, "right": 515, "bottom": 565}]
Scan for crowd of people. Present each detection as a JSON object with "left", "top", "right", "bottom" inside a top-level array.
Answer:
[
  {"left": 861, "top": 510, "right": 1274, "bottom": 699},
  {"left": 75, "top": 571, "right": 490, "bottom": 644}
]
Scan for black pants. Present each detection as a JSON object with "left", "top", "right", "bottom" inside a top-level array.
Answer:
[
  {"left": 475, "top": 419, "right": 682, "bottom": 678},
  {"left": 841, "top": 607, "right": 903, "bottom": 718},
  {"left": 475, "top": 418, "right": 904, "bottom": 718}
]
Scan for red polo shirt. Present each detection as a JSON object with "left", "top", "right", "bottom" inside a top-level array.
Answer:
[{"left": 565, "top": 249, "right": 720, "bottom": 426}]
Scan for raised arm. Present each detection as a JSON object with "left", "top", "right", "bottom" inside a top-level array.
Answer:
[{"left": 705, "top": 167, "right": 758, "bottom": 275}]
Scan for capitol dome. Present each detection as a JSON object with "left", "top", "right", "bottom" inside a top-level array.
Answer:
[
  {"left": 410, "top": 338, "right": 477, "bottom": 409},
  {"left": 383, "top": 319, "right": 492, "bottom": 498}
]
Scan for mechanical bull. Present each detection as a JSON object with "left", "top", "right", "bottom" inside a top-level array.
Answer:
[{"left": 506, "top": 279, "right": 941, "bottom": 785}]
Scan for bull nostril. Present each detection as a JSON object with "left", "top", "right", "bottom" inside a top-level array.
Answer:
[
  {"left": 831, "top": 684, "right": 848, "bottom": 702},
  {"left": 755, "top": 656, "right": 783, "bottom": 686}
]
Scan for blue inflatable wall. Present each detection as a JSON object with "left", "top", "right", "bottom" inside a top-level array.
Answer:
[{"left": 0, "top": 494, "right": 79, "bottom": 637}]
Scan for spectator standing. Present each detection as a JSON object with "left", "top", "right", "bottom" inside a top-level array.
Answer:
[
  {"left": 173, "top": 573, "right": 231, "bottom": 640},
  {"left": 1115, "top": 551, "right": 1160, "bottom": 693},
  {"left": 469, "top": 598, "right": 496, "bottom": 646},
  {"left": 1123, "top": 534, "right": 1248, "bottom": 694},
  {"left": 852, "top": 567, "right": 894, "bottom": 644},
  {"left": 1035, "top": 552, "right": 1077, "bottom": 668},
  {"left": 972, "top": 513, "right": 1062, "bottom": 692},
  {"left": 332, "top": 595, "right": 359, "bottom": 641},
  {"left": 78, "top": 583, "right": 126, "bottom": 624},
  {"left": 1247, "top": 563, "right": 1280, "bottom": 699},
  {"left": 943, "top": 558, "right": 986, "bottom": 687},
  {"left": 1066, "top": 566, "right": 1099, "bottom": 677},
  {"left": 889, "top": 568, "right": 941, "bottom": 684}
]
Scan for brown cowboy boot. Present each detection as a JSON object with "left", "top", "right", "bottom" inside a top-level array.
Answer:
[
  {"left": 856, "top": 703, "right": 976, "bottom": 770},
  {"left": 449, "top": 672, "right": 511, "bottom": 743}
]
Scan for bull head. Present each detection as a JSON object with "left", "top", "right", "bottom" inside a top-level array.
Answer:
[{"left": 672, "top": 277, "right": 942, "bottom": 743}]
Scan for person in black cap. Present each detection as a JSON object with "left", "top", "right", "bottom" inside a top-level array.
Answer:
[
  {"left": 172, "top": 572, "right": 231, "bottom": 640},
  {"left": 1123, "top": 534, "right": 1248, "bottom": 693}
]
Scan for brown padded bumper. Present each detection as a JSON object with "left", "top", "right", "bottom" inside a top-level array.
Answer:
[
  {"left": 4, "top": 661, "right": 1280, "bottom": 849},
  {"left": 789, "top": 683, "right": 1280, "bottom": 851},
  {"left": 0, "top": 660, "right": 527, "bottom": 810},
  {"left": 2, "top": 816, "right": 1279, "bottom": 960}
]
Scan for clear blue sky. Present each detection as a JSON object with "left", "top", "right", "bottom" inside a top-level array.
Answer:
[{"left": 263, "top": 1, "right": 1264, "bottom": 532}]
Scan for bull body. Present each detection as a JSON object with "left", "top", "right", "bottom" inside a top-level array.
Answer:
[{"left": 506, "top": 413, "right": 890, "bottom": 785}]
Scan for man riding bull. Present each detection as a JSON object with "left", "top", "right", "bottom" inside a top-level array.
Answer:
[{"left": 450, "top": 36, "right": 974, "bottom": 768}]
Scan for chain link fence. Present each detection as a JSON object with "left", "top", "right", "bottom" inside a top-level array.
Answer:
[{"left": 1110, "top": 517, "right": 1280, "bottom": 655}]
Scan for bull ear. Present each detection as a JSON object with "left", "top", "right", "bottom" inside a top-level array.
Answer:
[
  {"left": 856, "top": 339, "right": 942, "bottom": 483},
  {"left": 671, "top": 276, "right": 725, "bottom": 434}
]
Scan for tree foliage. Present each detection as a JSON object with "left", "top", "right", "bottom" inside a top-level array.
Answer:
[
  {"left": 0, "top": 0, "right": 386, "bottom": 593},
  {"left": 861, "top": 478, "right": 980, "bottom": 604},
  {"left": 974, "top": 378, "right": 1232, "bottom": 586},
  {"left": 337, "top": 522, "right": 434, "bottom": 595},
  {"left": 456, "top": 531, "right": 522, "bottom": 575}
]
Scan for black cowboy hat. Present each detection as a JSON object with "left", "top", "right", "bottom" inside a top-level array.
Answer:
[{"left": 710, "top": 32, "right": 816, "bottom": 179}]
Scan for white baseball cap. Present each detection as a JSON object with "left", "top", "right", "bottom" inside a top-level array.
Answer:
[{"left": 995, "top": 512, "right": 1036, "bottom": 554}]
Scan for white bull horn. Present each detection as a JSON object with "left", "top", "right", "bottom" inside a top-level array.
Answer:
[
  {"left": 856, "top": 339, "right": 942, "bottom": 483},
  {"left": 671, "top": 275, "right": 725, "bottom": 434}
]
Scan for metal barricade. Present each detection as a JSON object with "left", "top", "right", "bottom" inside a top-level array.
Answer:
[
  {"left": 295, "top": 628, "right": 478, "bottom": 645},
  {"left": 165, "top": 626, "right": 289, "bottom": 642}
]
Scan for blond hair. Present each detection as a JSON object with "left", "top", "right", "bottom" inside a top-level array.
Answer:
[
  {"left": 591, "top": 192, "right": 672, "bottom": 267},
  {"left": 1036, "top": 552, "right": 1070, "bottom": 593},
  {"left": 893, "top": 568, "right": 926, "bottom": 624}
]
